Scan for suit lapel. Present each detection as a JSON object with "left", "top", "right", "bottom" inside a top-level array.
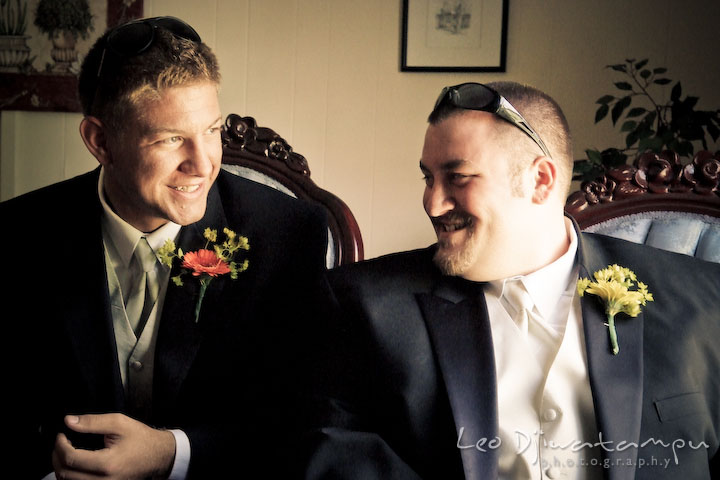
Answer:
[
  {"left": 63, "top": 169, "right": 125, "bottom": 410},
  {"left": 154, "top": 183, "right": 231, "bottom": 409},
  {"left": 577, "top": 232, "right": 643, "bottom": 480},
  {"left": 416, "top": 276, "right": 498, "bottom": 480}
]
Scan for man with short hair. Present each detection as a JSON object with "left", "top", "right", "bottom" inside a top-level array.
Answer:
[
  {"left": 303, "top": 82, "right": 720, "bottom": 479},
  {"left": 3, "top": 16, "right": 328, "bottom": 479}
]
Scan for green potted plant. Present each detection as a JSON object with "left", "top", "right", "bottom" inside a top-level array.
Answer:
[
  {"left": 34, "top": 0, "right": 93, "bottom": 41},
  {"left": 33, "top": 0, "right": 93, "bottom": 72},
  {"left": 0, "top": 0, "right": 30, "bottom": 72},
  {"left": 573, "top": 58, "right": 720, "bottom": 182}
]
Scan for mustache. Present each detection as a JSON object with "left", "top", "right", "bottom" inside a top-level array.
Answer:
[{"left": 430, "top": 211, "right": 474, "bottom": 228}]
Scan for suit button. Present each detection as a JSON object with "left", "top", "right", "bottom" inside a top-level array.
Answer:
[
  {"left": 130, "top": 360, "right": 143, "bottom": 371},
  {"left": 542, "top": 408, "right": 558, "bottom": 422}
]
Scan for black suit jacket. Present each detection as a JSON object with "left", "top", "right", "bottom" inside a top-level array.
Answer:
[
  {"left": 303, "top": 229, "right": 720, "bottom": 479},
  {"left": 2, "top": 168, "right": 328, "bottom": 478}
]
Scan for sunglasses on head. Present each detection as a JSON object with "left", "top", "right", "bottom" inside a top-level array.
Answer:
[
  {"left": 95, "top": 16, "right": 201, "bottom": 81},
  {"left": 432, "top": 82, "right": 552, "bottom": 159}
]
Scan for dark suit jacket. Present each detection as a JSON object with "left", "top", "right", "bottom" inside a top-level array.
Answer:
[
  {"left": 2, "top": 168, "right": 328, "bottom": 478},
  {"left": 303, "top": 229, "right": 720, "bottom": 479}
]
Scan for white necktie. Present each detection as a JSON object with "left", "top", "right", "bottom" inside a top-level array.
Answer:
[
  {"left": 125, "top": 237, "right": 159, "bottom": 336},
  {"left": 502, "top": 279, "right": 564, "bottom": 375},
  {"left": 502, "top": 279, "right": 535, "bottom": 337}
]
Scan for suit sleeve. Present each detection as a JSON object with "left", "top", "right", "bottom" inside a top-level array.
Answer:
[{"left": 297, "top": 274, "right": 423, "bottom": 480}]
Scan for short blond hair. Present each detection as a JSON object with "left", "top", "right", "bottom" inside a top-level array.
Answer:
[{"left": 78, "top": 25, "right": 220, "bottom": 131}]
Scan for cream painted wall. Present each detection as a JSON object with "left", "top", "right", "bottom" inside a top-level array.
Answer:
[{"left": 2, "top": 0, "right": 719, "bottom": 259}]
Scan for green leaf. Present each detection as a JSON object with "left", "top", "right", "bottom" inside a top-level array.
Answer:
[
  {"left": 600, "top": 148, "right": 628, "bottom": 168},
  {"left": 614, "top": 82, "right": 633, "bottom": 91},
  {"left": 572, "top": 159, "right": 605, "bottom": 182},
  {"left": 595, "top": 104, "right": 609, "bottom": 123},
  {"left": 596, "top": 95, "right": 615, "bottom": 105},
  {"left": 620, "top": 120, "right": 637, "bottom": 132},
  {"left": 586, "top": 148, "right": 603, "bottom": 165},
  {"left": 607, "top": 64, "right": 627, "bottom": 72},
  {"left": 635, "top": 59, "right": 649, "bottom": 69},
  {"left": 636, "top": 124, "right": 655, "bottom": 139},
  {"left": 644, "top": 110, "right": 657, "bottom": 126},
  {"left": 707, "top": 122, "right": 720, "bottom": 141},
  {"left": 654, "top": 78, "right": 672, "bottom": 85},
  {"left": 676, "top": 141, "right": 694, "bottom": 156},
  {"left": 653, "top": 67, "right": 667, "bottom": 74},
  {"left": 671, "top": 82, "right": 682, "bottom": 101},
  {"left": 611, "top": 96, "right": 632, "bottom": 125},
  {"left": 626, "top": 130, "right": 639, "bottom": 148},
  {"left": 640, "top": 69, "right": 651, "bottom": 79},
  {"left": 638, "top": 136, "right": 663, "bottom": 152},
  {"left": 626, "top": 107, "right": 647, "bottom": 118}
]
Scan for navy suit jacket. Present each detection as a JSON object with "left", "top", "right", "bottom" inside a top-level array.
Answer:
[
  {"left": 303, "top": 228, "right": 720, "bottom": 479},
  {"left": 2, "top": 168, "right": 328, "bottom": 478}
]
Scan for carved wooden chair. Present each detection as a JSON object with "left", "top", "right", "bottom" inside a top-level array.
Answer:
[
  {"left": 220, "top": 114, "right": 364, "bottom": 267},
  {"left": 565, "top": 150, "right": 720, "bottom": 263}
]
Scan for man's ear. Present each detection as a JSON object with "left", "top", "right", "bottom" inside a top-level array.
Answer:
[
  {"left": 531, "top": 155, "right": 558, "bottom": 204},
  {"left": 79, "top": 116, "right": 112, "bottom": 166}
]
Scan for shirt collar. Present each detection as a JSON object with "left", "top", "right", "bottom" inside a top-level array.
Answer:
[
  {"left": 488, "top": 217, "right": 578, "bottom": 319},
  {"left": 98, "top": 167, "right": 182, "bottom": 267}
]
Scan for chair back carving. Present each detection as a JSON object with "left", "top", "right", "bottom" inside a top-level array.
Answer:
[
  {"left": 221, "top": 114, "right": 364, "bottom": 267},
  {"left": 565, "top": 150, "right": 720, "bottom": 263}
]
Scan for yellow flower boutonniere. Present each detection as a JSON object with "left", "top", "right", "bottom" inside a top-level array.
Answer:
[
  {"left": 158, "top": 227, "right": 250, "bottom": 323},
  {"left": 577, "top": 264, "right": 653, "bottom": 355}
]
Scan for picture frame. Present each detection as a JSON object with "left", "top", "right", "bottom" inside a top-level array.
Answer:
[
  {"left": 401, "top": 0, "right": 508, "bottom": 72},
  {"left": 0, "top": 0, "right": 143, "bottom": 112}
]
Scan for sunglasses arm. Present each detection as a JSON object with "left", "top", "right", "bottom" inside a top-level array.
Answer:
[{"left": 496, "top": 97, "right": 553, "bottom": 158}]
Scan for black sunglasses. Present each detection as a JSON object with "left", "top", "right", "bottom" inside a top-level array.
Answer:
[
  {"left": 433, "top": 82, "right": 552, "bottom": 159},
  {"left": 95, "top": 16, "right": 201, "bottom": 81}
]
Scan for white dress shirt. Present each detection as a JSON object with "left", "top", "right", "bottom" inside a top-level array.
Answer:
[{"left": 486, "top": 218, "right": 604, "bottom": 479}]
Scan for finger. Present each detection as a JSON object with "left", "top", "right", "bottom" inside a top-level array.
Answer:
[
  {"left": 53, "top": 433, "right": 109, "bottom": 479},
  {"left": 64, "top": 413, "right": 127, "bottom": 435},
  {"left": 53, "top": 432, "right": 73, "bottom": 462}
]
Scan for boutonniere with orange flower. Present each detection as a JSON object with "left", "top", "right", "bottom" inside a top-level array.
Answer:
[
  {"left": 577, "top": 264, "right": 653, "bottom": 355},
  {"left": 158, "top": 227, "right": 249, "bottom": 322}
]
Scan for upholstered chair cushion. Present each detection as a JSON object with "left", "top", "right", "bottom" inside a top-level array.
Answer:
[{"left": 584, "top": 212, "right": 720, "bottom": 263}]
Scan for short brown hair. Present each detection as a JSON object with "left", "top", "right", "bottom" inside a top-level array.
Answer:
[
  {"left": 428, "top": 81, "right": 573, "bottom": 196},
  {"left": 78, "top": 21, "right": 220, "bottom": 131}
]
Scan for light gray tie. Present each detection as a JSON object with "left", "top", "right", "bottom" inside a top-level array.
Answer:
[{"left": 125, "top": 237, "right": 159, "bottom": 337}]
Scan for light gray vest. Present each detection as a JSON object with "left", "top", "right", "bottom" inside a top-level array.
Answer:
[{"left": 104, "top": 246, "right": 166, "bottom": 421}]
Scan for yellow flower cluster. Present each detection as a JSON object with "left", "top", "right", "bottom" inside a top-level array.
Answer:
[
  {"left": 206, "top": 227, "right": 250, "bottom": 280},
  {"left": 577, "top": 264, "right": 653, "bottom": 317},
  {"left": 577, "top": 264, "right": 654, "bottom": 355}
]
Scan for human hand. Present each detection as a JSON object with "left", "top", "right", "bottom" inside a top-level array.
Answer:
[{"left": 52, "top": 413, "right": 176, "bottom": 480}]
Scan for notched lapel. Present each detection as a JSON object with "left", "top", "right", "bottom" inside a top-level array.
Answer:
[
  {"left": 577, "top": 245, "right": 644, "bottom": 480},
  {"left": 416, "top": 277, "right": 498, "bottom": 480},
  {"left": 64, "top": 238, "right": 125, "bottom": 410},
  {"left": 64, "top": 174, "right": 125, "bottom": 410},
  {"left": 154, "top": 185, "right": 230, "bottom": 409}
]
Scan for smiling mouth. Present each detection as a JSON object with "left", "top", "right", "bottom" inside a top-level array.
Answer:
[
  {"left": 172, "top": 185, "right": 201, "bottom": 193},
  {"left": 432, "top": 213, "right": 473, "bottom": 233}
]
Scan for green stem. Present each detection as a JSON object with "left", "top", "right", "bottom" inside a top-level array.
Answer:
[
  {"left": 194, "top": 280, "right": 209, "bottom": 323},
  {"left": 607, "top": 313, "right": 619, "bottom": 355}
]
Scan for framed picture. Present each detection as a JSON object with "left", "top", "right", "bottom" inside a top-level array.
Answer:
[
  {"left": 401, "top": 0, "right": 508, "bottom": 72},
  {"left": 0, "top": 0, "right": 143, "bottom": 112}
]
